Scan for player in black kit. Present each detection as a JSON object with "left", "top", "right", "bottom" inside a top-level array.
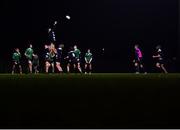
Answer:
[
  {"left": 152, "top": 45, "right": 168, "bottom": 73},
  {"left": 56, "top": 44, "right": 64, "bottom": 73},
  {"left": 48, "top": 21, "right": 57, "bottom": 43},
  {"left": 65, "top": 47, "right": 76, "bottom": 73}
]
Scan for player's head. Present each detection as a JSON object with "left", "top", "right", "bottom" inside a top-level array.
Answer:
[
  {"left": 29, "top": 44, "right": 33, "bottom": 48},
  {"left": 50, "top": 43, "right": 55, "bottom": 48},
  {"left": 87, "top": 49, "right": 91, "bottom": 53},
  {"left": 74, "top": 45, "right": 77, "bottom": 50},
  {"left": 50, "top": 43, "right": 56, "bottom": 52},
  {"left": 134, "top": 44, "right": 139, "bottom": 49},
  {"left": 15, "top": 48, "right": 19, "bottom": 52},
  {"left": 54, "top": 21, "right": 58, "bottom": 25},
  {"left": 48, "top": 28, "right": 52, "bottom": 32},
  {"left": 156, "top": 45, "right": 161, "bottom": 50}
]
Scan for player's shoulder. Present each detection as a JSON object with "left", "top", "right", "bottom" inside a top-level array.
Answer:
[{"left": 26, "top": 48, "right": 30, "bottom": 51}]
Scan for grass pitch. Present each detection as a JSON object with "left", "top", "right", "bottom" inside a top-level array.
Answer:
[{"left": 0, "top": 73, "right": 180, "bottom": 128}]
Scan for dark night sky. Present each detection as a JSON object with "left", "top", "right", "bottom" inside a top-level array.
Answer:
[{"left": 0, "top": 0, "right": 178, "bottom": 72}]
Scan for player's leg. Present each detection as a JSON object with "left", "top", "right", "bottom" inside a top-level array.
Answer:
[
  {"left": 19, "top": 65, "right": 22, "bottom": 74},
  {"left": 73, "top": 63, "right": 76, "bottom": 73},
  {"left": 36, "top": 66, "right": 39, "bottom": 74},
  {"left": 84, "top": 63, "right": 88, "bottom": 74},
  {"left": 28, "top": 60, "right": 33, "bottom": 73},
  {"left": 34, "top": 65, "right": 37, "bottom": 74},
  {"left": 156, "top": 62, "right": 161, "bottom": 69},
  {"left": 34, "top": 65, "right": 38, "bottom": 74},
  {"left": 45, "top": 61, "right": 50, "bottom": 73},
  {"left": 51, "top": 62, "right": 55, "bottom": 73},
  {"left": 12, "top": 63, "right": 16, "bottom": 74},
  {"left": 67, "top": 63, "right": 70, "bottom": 73},
  {"left": 77, "top": 62, "right": 82, "bottom": 73},
  {"left": 155, "top": 62, "right": 161, "bottom": 73},
  {"left": 56, "top": 62, "right": 63, "bottom": 73},
  {"left": 89, "top": 63, "right": 92, "bottom": 74},
  {"left": 156, "top": 62, "right": 161, "bottom": 68},
  {"left": 161, "top": 64, "right": 168, "bottom": 73},
  {"left": 138, "top": 58, "right": 146, "bottom": 73},
  {"left": 140, "top": 64, "right": 147, "bottom": 74},
  {"left": 134, "top": 62, "right": 140, "bottom": 74}
]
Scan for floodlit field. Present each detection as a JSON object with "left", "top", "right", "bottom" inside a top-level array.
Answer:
[{"left": 0, "top": 73, "right": 180, "bottom": 128}]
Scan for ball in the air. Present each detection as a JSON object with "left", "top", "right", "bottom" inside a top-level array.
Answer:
[{"left": 66, "top": 15, "right": 71, "bottom": 20}]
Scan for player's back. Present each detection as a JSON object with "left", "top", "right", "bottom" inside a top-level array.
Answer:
[
  {"left": 57, "top": 48, "right": 63, "bottom": 59},
  {"left": 68, "top": 51, "right": 76, "bottom": 60}
]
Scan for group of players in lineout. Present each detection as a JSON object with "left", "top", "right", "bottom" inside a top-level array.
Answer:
[
  {"left": 12, "top": 21, "right": 93, "bottom": 74},
  {"left": 12, "top": 43, "right": 168, "bottom": 74},
  {"left": 12, "top": 43, "right": 93, "bottom": 74},
  {"left": 11, "top": 20, "right": 168, "bottom": 74}
]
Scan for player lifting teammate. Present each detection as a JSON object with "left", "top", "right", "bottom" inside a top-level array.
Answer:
[
  {"left": 152, "top": 45, "right": 168, "bottom": 73},
  {"left": 45, "top": 43, "right": 56, "bottom": 73},
  {"left": 84, "top": 49, "right": 93, "bottom": 74},
  {"left": 24, "top": 44, "right": 34, "bottom": 73},
  {"left": 12, "top": 48, "right": 22, "bottom": 74},
  {"left": 56, "top": 44, "right": 64, "bottom": 73},
  {"left": 133, "top": 44, "right": 146, "bottom": 74},
  {"left": 44, "top": 44, "right": 49, "bottom": 72},
  {"left": 65, "top": 47, "right": 76, "bottom": 73}
]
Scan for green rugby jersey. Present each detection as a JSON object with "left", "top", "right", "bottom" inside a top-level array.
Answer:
[{"left": 25, "top": 48, "right": 34, "bottom": 60}]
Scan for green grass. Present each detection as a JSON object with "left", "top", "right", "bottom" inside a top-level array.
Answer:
[
  {"left": 1, "top": 73, "right": 180, "bottom": 81},
  {"left": 0, "top": 73, "right": 179, "bottom": 128}
]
